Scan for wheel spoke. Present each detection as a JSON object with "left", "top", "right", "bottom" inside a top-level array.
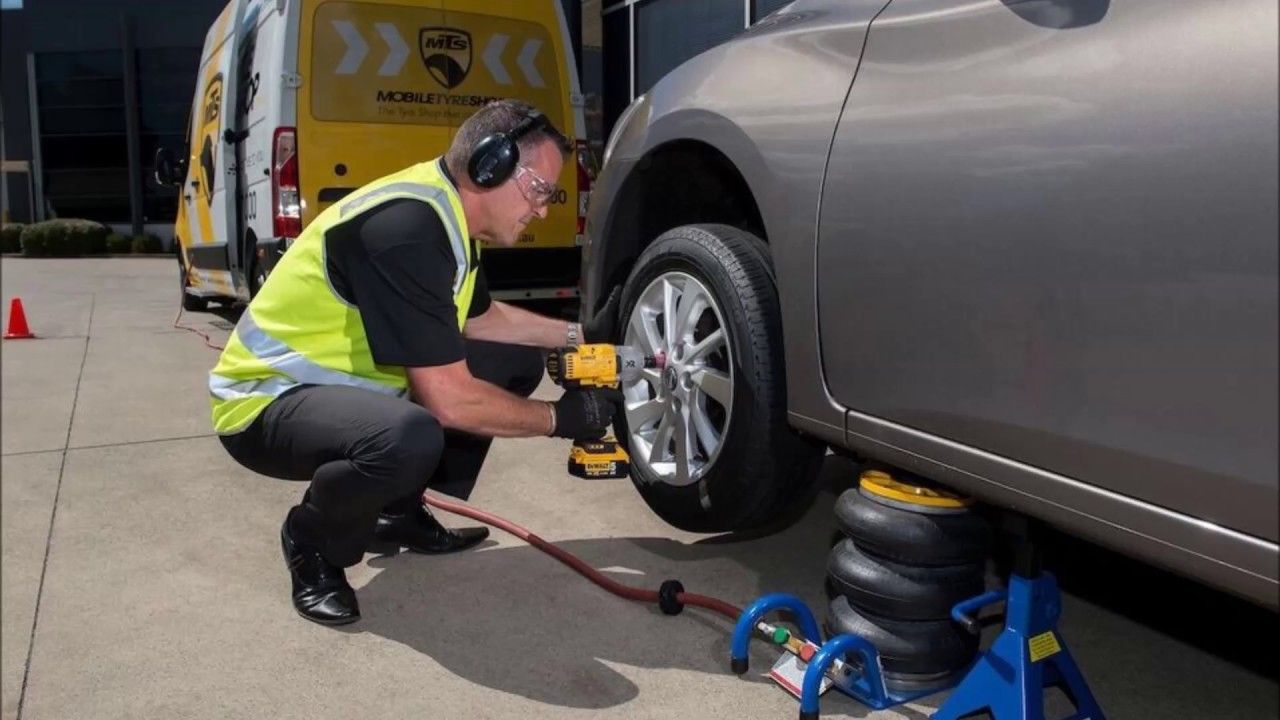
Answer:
[
  {"left": 650, "top": 411, "right": 675, "bottom": 464},
  {"left": 691, "top": 367, "right": 732, "bottom": 407},
  {"left": 673, "top": 407, "right": 694, "bottom": 485},
  {"left": 686, "top": 328, "right": 725, "bottom": 364},
  {"left": 628, "top": 306, "right": 662, "bottom": 357},
  {"left": 691, "top": 401, "right": 720, "bottom": 457},
  {"left": 630, "top": 435, "right": 654, "bottom": 465},
  {"left": 626, "top": 398, "right": 666, "bottom": 430},
  {"left": 642, "top": 367, "right": 663, "bottom": 389},
  {"left": 673, "top": 284, "right": 707, "bottom": 346},
  {"left": 662, "top": 278, "right": 679, "bottom": 344}
]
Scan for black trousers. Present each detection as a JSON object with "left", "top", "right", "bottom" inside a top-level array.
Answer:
[{"left": 220, "top": 340, "right": 544, "bottom": 567}]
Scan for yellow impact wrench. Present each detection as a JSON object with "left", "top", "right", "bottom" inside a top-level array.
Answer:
[{"left": 546, "top": 343, "right": 664, "bottom": 479}]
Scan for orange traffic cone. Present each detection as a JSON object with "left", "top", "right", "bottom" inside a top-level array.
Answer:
[{"left": 4, "top": 297, "right": 35, "bottom": 339}]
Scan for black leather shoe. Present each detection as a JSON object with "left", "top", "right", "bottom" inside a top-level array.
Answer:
[
  {"left": 373, "top": 507, "right": 489, "bottom": 555},
  {"left": 281, "top": 520, "right": 360, "bottom": 626}
]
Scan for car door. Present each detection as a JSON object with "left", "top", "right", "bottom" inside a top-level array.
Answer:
[{"left": 815, "top": 0, "right": 1278, "bottom": 542}]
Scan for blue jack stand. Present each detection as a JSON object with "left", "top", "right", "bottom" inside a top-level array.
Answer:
[
  {"left": 730, "top": 520, "right": 1105, "bottom": 720},
  {"left": 935, "top": 522, "right": 1106, "bottom": 720},
  {"left": 730, "top": 593, "right": 944, "bottom": 719}
]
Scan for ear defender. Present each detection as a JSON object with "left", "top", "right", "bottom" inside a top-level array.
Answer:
[{"left": 467, "top": 110, "right": 548, "bottom": 189}]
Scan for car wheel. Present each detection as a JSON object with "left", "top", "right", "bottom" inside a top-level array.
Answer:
[{"left": 614, "top": 224, "right": 824, "bottom": 532}]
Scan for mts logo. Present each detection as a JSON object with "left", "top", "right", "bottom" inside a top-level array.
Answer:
[
  {"left": 422, "top": 32, "right": 467, "bottom": 51},
  {"left": 419, "top": 27, "right": 472, "bottom": 89}
]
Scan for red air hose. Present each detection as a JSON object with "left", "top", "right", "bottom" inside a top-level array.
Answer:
[{"left": 422, "top": 492, "right": 743, "bottom": 621}]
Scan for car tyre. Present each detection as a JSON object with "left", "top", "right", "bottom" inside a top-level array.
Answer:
[{"left": 614, "top": 224, "right": 824, "bottom": 532}]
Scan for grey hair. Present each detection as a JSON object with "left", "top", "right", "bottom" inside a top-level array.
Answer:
[{"left": 445, "top": 99, "right": 572, "bottom": 182}]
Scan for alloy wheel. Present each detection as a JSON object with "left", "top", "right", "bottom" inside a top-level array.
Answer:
[{"left": 622, "top": 271, "right": 734, "bottom": 487}]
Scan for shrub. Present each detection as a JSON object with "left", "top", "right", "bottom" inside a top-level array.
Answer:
[
  {"left": 63, "top": 219, "right": 108, "bottom": 255},
  {"left": 1, "top": 224, "right": 23, "bottom": 253},
  {"left": 106, "top": 232, "right": 132, "bottom": 254},
  {"left": 131, "top": 233, "right": 164, "bottom": 254},
  {"left": 19, "top": 219, "right": 109, "bottom": 257}
]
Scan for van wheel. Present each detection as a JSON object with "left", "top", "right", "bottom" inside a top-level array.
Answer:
[
  {"left": 248, "top": 247, "right": 267, "bottom": 298},
  {"left": 613, "top": 224, "right": 824, "bottom": 532},
  {"left": 178, "top": 250, "right": 208, "bottom": 312}
]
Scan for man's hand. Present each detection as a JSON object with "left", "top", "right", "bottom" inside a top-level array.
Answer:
[
  {"left": 583, "top": 287, "right": 622, "bottom": 344},
  {"left": 550, "top": 388, "right": 622, "bottom": 439}
]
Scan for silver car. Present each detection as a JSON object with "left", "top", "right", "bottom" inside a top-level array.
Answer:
[{"left": 580, "top": 0, "right": 1278, "bottom": 609}]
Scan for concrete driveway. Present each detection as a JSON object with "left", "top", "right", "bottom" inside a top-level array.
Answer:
[{"left": 2, "top": 257, "right": 1276, "bottom": 719}]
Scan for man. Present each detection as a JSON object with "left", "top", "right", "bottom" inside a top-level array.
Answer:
[{"left": 209, "top": 99, "right": 621, "bottom": 625}]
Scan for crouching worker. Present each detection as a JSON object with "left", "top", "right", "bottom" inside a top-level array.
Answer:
[{"left": 208, "top": 100, "right": 620, "bottom": 625}]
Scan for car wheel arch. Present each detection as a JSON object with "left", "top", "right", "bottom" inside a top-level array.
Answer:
[{"left": 595, "top": 139, "right": 769, "bottom": 308}]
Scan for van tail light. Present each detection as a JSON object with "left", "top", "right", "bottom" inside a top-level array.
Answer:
[
  {"left": 575, "top": 140, "right": 594, "bottom": 238},
  {"left": 272, "top": 127, "right": 301, "bottom": 238}
]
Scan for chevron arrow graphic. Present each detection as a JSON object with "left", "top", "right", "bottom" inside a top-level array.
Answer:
[
  {"left": 374, "top": 22, "right": 408, "bottom": 76},
  {"left": 332, "top": 20, "right": 368, "bottom": 75},
  {"left": 516, "top": 38, "right": 545, "bottom": 88},
  {"left": 483, "top": 33, "right": 512, "bottom": 85}
]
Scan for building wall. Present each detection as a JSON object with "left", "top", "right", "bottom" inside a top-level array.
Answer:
[
  {"left": 1, "top": 0, "right": 588, "bottom": 230},
  {"left": 2, "top": 0, "right": 226, "bottom": 230},
  {"left": 597, "top": 0, "right": 792, "bottom": 136},
  {"left": 3, "top": 6, "right": 34, "bottom": 222}
]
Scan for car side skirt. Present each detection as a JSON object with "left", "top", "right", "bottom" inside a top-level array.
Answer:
[{"left": 815, "top": 410, "right": 1280, "bottom": 611}]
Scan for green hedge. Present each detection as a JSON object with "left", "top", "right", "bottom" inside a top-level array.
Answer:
[
  {"left": 19, "top": 219, "right": 110, "bottom": 257},
  {"left": 1, "top": 224, "right": 23, "bottom": 253},
  {"left": 131, "top": 234, "right": 164, "bottom": 254},
  {"left": 106, "top": 232, "right": 132, "bottom": 254}
]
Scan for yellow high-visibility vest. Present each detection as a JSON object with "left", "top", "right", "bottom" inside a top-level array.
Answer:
[{"left": 208, "top": 159, "right": 478, "bottom": 434}]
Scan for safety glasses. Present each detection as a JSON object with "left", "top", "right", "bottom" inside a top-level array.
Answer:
[{"left": 514, "top": 164, "right": 559, "bottom": 208}]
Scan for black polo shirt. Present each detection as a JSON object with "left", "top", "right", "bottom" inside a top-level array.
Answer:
[{"left": 323, "top": 165, "right": 490, "bottom": 368}]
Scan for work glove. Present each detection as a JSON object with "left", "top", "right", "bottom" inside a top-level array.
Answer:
[
  {"left": 550, "top": 388, "right": 622, "bottom": 440},
  {"left": 582, "top": 286, "right": 622, "bottom": 343}
]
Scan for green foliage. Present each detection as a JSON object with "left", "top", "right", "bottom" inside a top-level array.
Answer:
[
  {"left": 106, "top": 232, "right": 132, "bottom": 254},
  {"left": 131, "top": 234, "right": 164, "bottom": 254},
  {"left": 1, "top": 224, "right": 24, "bottom": 253},
  {"left": 18, "top": 219, "right": 110, "bottom": 257}
]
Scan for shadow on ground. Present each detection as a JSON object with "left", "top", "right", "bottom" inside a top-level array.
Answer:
[{"left": 336, "top": 456, "right": 863, "bottom": 711}]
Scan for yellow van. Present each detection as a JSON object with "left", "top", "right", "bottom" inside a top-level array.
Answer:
[{"left": 155, "top": 0, "right": 590, "bottom": 311}]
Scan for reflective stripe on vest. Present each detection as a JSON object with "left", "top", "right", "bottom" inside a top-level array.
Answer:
[
  {"left": 208, "top": 159, "right": 475, "bottom": 434},
  {"left": 208, "top": 311, "right": 406, "bottom": 402}
]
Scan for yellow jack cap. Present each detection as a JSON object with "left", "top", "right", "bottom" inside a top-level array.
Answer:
[{"left": 859, "top": 469, "right": 971, "bottom": 509}]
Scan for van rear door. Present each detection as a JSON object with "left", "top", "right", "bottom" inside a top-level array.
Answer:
[
  {"left": 440, "top": 0, "right": 582, "bottom": 253},
  {"left": 298, "top": 0, "right": 581, "bottom": 253},
  {"left": 298, "top": 0, "right": 449, "bottom": 226}
]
